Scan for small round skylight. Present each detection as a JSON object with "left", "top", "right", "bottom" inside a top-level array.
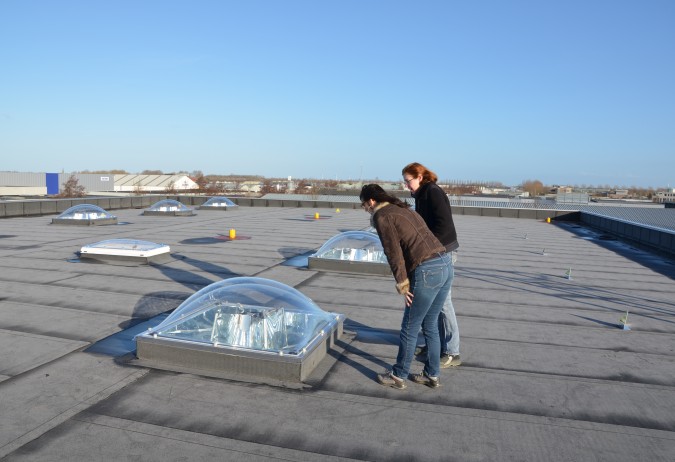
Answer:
[
  {"left": 313, "top": 231, "right": 387, "bottom": 263},
  {"left": 56, "top": 204, "right": 116, "bottom": 220},
  {"left": 200, "top": 197, "right": 238, "bottom": 208},
  {"left": 52, "top": 204, "right": 118, "bottom": 225},
  {"left": 143, "top": 277, "right": 339, "bottom": 355},
  {"left": 147, "top": 199, "right": 192, "bottom": 212},
  {"left": 143, "top": 199, "right": 194, "bottom": 216}
]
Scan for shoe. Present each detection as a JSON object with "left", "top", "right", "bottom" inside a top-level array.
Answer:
[
  {"left": 440, "top": 354, "right": 462, "bottom": 368},
  {"left": 414, "top": 345, "right": 428, "bottom": 357},
  {"left": 410, "top": 371, "right": 440, "bottom": 388},
  {"left": 377, "top": 371, "right": 407, "bottom": 390}
]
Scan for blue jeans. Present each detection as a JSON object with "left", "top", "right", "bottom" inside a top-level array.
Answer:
[
  {"left": 392, "top": 253, "right": 452, "bottom": 380},
  {"left": 439, "top": 255, "right": 460, "bottom": 356}
]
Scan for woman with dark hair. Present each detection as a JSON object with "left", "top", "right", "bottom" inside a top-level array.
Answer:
[
  {"left": 360, "top": 184, "right": 453, "bottom": 389},
  {"left": 401, "top": 162, "right": 461, "bottom": 367}
]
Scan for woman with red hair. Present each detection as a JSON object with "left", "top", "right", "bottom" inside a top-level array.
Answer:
[{"left": 402, "top": 162, "right": 462, "bottom": 367}]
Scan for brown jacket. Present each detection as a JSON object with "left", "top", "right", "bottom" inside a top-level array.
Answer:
[{"left": 371, "top": 202, "right": 446, "bottom": 294}]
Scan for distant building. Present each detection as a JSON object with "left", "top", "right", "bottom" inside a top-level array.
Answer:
[
  {"left": 113, "top": 174, "right": 198, "bottom": 193},
  {"left": 654, "top": 189, "right": 675, "bottom": 204},
  {"left": 609, "top": 189, "right": 629, "bottom": 198},
  {"left": 555, "top": 192, "right": 589, "bottom": 204},
  {"left": 479, "top": 186, "right": 510, "bottom": 195},
  {"left": 240, "top": 180, "right": 262, "bottom": 194},
  {"left": 337, "top": 182, "right": 363, "bottom": 191},
  {"left": 0, "top": 172, "right": 113, "bottom": 196},
  {"left": 0, "top": 172, "right": 51, "bottom": 195}
]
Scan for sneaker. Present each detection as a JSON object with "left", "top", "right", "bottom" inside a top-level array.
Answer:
[
  {"left": 414, "top": 345, "right": 428, "bottom": 358},
  {"left": 377, "top": 371, "right": 407, "bottom": 390},
  {"left": 410, "top": 371, "right": 440, "bottom": 388},
  {"left": 440, "top": 354, "right": 462, "bottom": 368}
]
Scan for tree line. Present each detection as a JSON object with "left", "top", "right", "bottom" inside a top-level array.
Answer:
[{"left": 62, "top": 170, "right": 666, "bottom": 199}]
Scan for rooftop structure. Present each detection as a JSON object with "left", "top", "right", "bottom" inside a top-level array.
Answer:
[
  {"left": 308, "top": 230, "right": 390, "bottom": 275},
  {"left": 79, "top": 239, "right": 171, "bottom": 265},
  {"left": 113, "top": 174, "right": 198, "bottom": 193},
  {"left": 143, "top": 199, "right": 194, "bottom": 216},
  {"left": 0, "top": 203, "right": 674, "bottom": 461},
  {"left": 51, "top": 204, "right": 117, "bottom": 226},
  {"left": 198, "top": 196, "right": 239, "bottom": 210},
  {"left": 135, "top": 276, "right": 344, "bottom": 382}
]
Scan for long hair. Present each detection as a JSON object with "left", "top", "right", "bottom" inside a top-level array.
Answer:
[
  {"left": 402, "top": 162, "right": 438, "bottom": 185},
  {"left": 359, "top": 184, "right": 409, "bottom": 208}
]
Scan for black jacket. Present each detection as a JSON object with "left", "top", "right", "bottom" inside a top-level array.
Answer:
[{"left": 413, "top": 182, "right": 459, "bottom": 252}]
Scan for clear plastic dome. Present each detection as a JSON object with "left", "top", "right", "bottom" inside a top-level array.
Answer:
[
  {"left": 200, "top": 197, "right": 238, "bottom": 208},
  {"left": 80, "top": 239, "right": 170, "bottom": 257},
  {"left": 313, "top": 231, "right": 387, "bottom": 263},
  {"left": 146, "top": 199, "right": 192, "bottom": 212},
  {"left": 56, "top": 204, "right": 116, "bottom": 220},
  {"left": 143, "top": 277, "right": 340, "bottom": 355}
]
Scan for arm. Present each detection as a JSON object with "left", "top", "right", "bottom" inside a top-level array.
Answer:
[{"left": 373, "top": 213, "right": 409, "bottom": 294}]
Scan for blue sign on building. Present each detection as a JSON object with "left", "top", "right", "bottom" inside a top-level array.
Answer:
[{"left": 46, "top": 173, "right": 59, "bottom": 195}]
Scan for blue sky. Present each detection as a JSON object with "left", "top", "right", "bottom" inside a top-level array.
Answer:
[{"left": 1, "top": 0, "right": 673, "bottom": 188}]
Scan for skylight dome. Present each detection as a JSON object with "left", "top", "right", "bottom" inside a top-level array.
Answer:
[
  {"left": 143, "top": 199, "right": 194, "bottom": 216},
  {"left": 199, "top": 197, "right": 238, "bottom": 210},
  {"left": 307, "top": 231, "right": 390, "bottom": 275},
  {"left": 144, "top": 277, "right": 338, "bottom": 353},
  {"left": 52, "top": 204, "right": 117, "bottom": 225},
  {"left": 135, "top": 277, "right": 345, "bottom": 382},
  {"left": 313, "top": 231, "right": 387, "bottom": 263},
  {"left": 80, "top": 239, "right": 171, "bottom": 264}
]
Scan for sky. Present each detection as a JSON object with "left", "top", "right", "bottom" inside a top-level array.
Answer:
[{"left": 1, "top": 0, "right": 674, "bottom": 188}]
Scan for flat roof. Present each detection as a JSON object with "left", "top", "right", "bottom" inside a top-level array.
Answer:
[{"left": 1, "top": 206, "right": 674, "bottom": 461}]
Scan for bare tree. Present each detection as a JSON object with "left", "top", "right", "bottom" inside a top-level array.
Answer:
[
  {"left": 294, "top": 179, "right": 309, "bottom": 194},
  {"left": 57, "top": 174, "right": 87, "bottom": 198},
  {"left": 193, "top": 173, "right": 208, "bottom": 192},
  {"left": 201, "top": 179, "right": 227, "bottom": 195},
  {"left": 164, "top": 180, "right": 177, "bottom": 194},
  {"left": 443, "top": 184, "right": 476, "bottom": 195},
  {"left": 260, "top": 179, "right": 275, "bottom": 195},
  {"left": 133, "top": 180, "right": 144, "bottom": 195},
  {"left": 521, "top": 179, "right": 544, "bottom": 197},
  {"left": 216, "top": 182, "right": 228, "bottom": 194},
  {"left": 322, "top": 179, "right": 338, "bottom": 189}
]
